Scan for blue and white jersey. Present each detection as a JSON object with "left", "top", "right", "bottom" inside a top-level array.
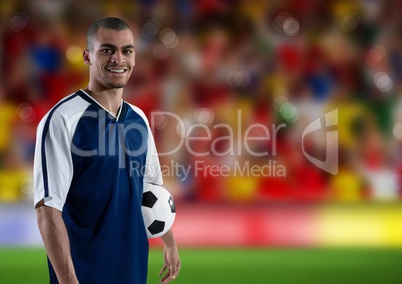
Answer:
[{"left": 34, "top": 89, "right": 163, "bottom": 284}]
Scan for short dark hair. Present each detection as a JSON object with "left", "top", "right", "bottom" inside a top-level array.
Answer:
[{"left": 87, "top": 17, "right": 131, "bottom": 50}]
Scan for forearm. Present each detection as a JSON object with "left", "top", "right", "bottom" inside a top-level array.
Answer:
[
  {"left": 161, "top": 228, "right": 176, "bottom": 247},
  {"left": 36, "top": 204, "right": 78, "bottom": 284}
]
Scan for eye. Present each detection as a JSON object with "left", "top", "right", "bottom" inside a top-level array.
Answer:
[
  {"left": 101, "top": 49, "right": 113, "bottom": 55},
  {"left": 124, "top": 49, "right": 134, "bottom": 55}
]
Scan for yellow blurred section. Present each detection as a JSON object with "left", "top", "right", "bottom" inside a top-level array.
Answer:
[
  {"left": 317, "top": 204, "right": 402, "bottom": 247},
  {"left": 0, "top": 103, "right": 17, "bottom": 152},
  {"left": 0, "top": 168, "right": 30, "bottom": 202}
]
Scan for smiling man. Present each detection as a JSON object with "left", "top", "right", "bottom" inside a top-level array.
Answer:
[{"left": 34, "top": 17, "right": 180, "bottom": 284}]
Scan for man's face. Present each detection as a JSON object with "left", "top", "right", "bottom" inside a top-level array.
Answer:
[{"left": 84, "top": 28, "right": 135, "bottom": 89}]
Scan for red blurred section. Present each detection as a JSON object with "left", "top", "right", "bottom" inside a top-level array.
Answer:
[{"left": 149, "top": 203, "right": 317, "bottom": 247}]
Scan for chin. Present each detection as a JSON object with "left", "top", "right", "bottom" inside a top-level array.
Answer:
[
  {"left": 109, "top": 84, "right": 126, "bottom": 88},
  {"left": 104, "top": 80, "right": 127, "bottom": 89}
]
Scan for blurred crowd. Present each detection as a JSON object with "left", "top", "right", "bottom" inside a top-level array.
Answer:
[{"left": 1, "top": 0, "right": 402, "bottom": 204}]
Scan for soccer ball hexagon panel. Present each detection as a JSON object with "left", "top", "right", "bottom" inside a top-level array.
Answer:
[{"left": 142, "top": 183, "right": 176, "bottom": 238}]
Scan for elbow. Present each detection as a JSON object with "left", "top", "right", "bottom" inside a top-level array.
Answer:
[
  {"left": 36, "top": 205, "right": 49, "bottom": 231},
  {"left": 36, "top": 202, "right": 62, "bottom": 231}
]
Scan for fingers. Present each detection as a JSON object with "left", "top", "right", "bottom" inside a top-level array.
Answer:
[
  {"left": 160, "top": 262, "right": 181, "bottom": 284},
  {"left": 160, "top": 267, "right": 174, "bottom": 284},
  {"left": 158, "top": 265, "right": 167, "bottom": 277}
]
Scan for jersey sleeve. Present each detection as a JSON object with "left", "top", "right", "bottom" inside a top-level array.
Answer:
[
  {"left": 33, "top": 110, "right": 73, "bottom": 211},
  {"left": 144, "top": 128, "right": 164, "bottom": 185}
]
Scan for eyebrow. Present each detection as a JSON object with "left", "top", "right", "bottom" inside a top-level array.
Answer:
[{"left": 99, "top": 43, "right": 135, "bottom": 49}]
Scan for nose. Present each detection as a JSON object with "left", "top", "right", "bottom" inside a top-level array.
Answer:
[{"left": 111, "top": 51, "right": 125, "bottom": 64}]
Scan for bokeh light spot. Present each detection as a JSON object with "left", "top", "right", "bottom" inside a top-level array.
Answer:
[
  {"left": 176, "top": 118, "right": 191, "bottom": 138},
  {"left": 142, "top": 19, "right": 161, "bottom": 39},
  {"left": 194, "top": 108, "right": 215, "bottom": 125},
  {"left": 280, "top": 103, "right": 299, "bottom": 123},
  {"left": 17, "top": 103, "right": 36, "bottom": 123},
  {"left": 341, "top": 12, "right": 360, "bottom": 32},
  {"left": 388, "top": 174, "right": 402, "bottom": 191},
  {"left": 159, "top": 28, "right": 178, "bottom": 48},
  {"left": 272, "top": 87, "right": 289, "bottom": 111},
  {"left": 20, "top": 178, "right": 34, "bottom": 201},
  {"left": 66, "top": 45, "right": 83, "bottom": 64},
  {"left": 365, "top": 44, "right": 387, "bottom": 66},
  {"left": 393, "top": 122, "right": 402, "bottom": 140},
  {"left": 365, "top": 49, "right": 381, "bottom": 66},
  {"left": 283, "top": 17, "right": 300, "bottom": 36},
  {"left": 152, "top": 111, "right": 168, "bottom": 130},
  {"left": 9, "top": 12, "right": 29, "bottom": 32},
  {"left": 226, "top": 71, "right": 251, "bottom": 87},
  {"left": 373, "top": 72, "right": 393, "bottom": 92},
  {"left": 161, "top": 30, "right": 179, "bottom": 48}
]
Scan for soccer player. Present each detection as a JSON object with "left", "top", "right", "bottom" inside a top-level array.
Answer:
[{"left": 34, "top": 17, "right": 180, "bottom": 284}]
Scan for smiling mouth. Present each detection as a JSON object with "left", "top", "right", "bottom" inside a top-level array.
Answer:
[{"left": 105, "top": 68, "right": 128, "bottom": 74}]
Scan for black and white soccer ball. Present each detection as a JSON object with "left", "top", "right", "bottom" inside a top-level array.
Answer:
[{"left": 142, "top": 183, "right": 176, "bottom": 238}]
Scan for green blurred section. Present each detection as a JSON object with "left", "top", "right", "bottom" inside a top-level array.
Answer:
[
  {"left": 1, "top": 248, "right": 402, "bottom": 284},
  {"left": 0, "top": 247, "right": 48, "bottom": 283}
]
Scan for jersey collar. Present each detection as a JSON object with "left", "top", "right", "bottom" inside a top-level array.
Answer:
[{"left": 78, "top": 89, "right": 127, "bottom": 122}]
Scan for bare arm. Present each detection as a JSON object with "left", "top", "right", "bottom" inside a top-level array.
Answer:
[
  {"left": 36, "top": 200, "right": 79, "bottom": 284},
  {"left": 159, "top": 228, "right": 181, "bottom": 284}
]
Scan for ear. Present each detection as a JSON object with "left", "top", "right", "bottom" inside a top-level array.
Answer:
[{"left": 83, "top": 49, "right": 91, "bottom": 65}]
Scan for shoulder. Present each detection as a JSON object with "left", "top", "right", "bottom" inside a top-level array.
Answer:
[
  {"left": 38, "top": 91, "right": 92, "bottom": 128},
  {"left": 37, "top": 91, "right": 90, "bottom": 138}
]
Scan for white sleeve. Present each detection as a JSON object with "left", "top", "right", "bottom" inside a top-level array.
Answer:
[
  {"left": 33, "top": 111, "right": 73, "bottom": 211},
  {"left": 144, "top": 124, "right": 164, "bottom": 186}
]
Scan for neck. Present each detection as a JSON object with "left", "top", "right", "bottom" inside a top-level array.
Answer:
[{"left": 84, "top": 86, "right": 123, "bottom": 117}]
